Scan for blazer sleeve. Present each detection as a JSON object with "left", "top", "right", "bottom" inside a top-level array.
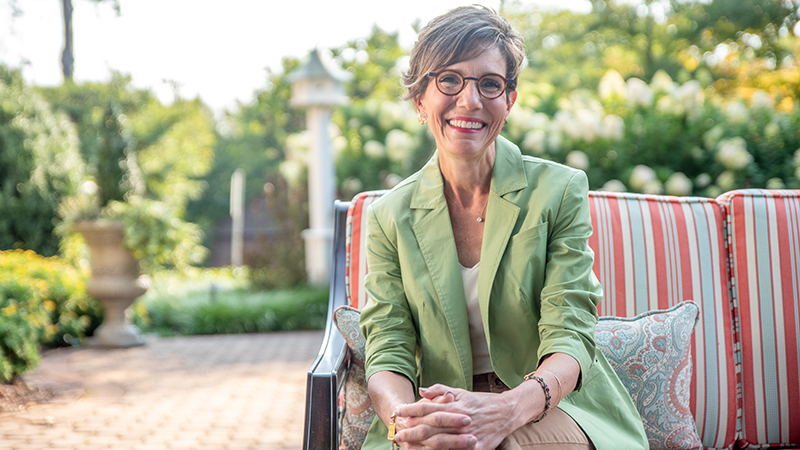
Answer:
[
  {"left": 359, "top": 204, "right": 418, "bottom": 389},
  {"left": 536, "top": 170, "right": 601, "bottom": 389}
]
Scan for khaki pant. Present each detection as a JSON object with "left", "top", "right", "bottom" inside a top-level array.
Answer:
[{"left": 473, "top": 373, "right": 595, "bottom": 450}]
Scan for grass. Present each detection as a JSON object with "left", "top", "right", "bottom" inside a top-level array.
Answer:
[{"left": 131, "top": 267, "right": 329, "bottom": 336}]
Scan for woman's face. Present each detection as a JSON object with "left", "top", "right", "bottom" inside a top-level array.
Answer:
[{"left": 415, "top": 46, "right": 517, "bottom": 160}]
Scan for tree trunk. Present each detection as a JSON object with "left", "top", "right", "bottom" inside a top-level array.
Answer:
[{"left": 61, "top": 0, "right": 74, "bottom": 81}]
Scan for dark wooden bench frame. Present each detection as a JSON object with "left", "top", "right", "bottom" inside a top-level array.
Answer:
[{"left": 302, "top": 200, "right": 351, "bottom": 450}]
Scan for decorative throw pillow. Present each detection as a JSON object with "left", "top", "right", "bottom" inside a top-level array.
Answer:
[
  {"left": 333, "top": 306, "right": 374, "bottom": 450},
  {"left": 595, "top": 301, "right": 702, "bottom": 450}
]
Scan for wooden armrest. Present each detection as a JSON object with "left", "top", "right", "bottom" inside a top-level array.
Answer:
[{"left": 303, "top": 200, "right": 351, "bottom": 450}]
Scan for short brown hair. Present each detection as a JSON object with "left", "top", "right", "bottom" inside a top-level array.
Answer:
[{"left": 402, "top": 5, "right": 525, "bottom": 101}]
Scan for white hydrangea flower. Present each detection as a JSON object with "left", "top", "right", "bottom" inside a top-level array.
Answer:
[
  {"left": 716, "top": 171, "right": 736, "bottom": 190},
  {"left": 650, "top": 70, "right": 676, "bottom": 94},
  {"left": 379, "top": 101, "right": 405, "bottom": 130},
  {"left": 642, "top": 179, "right": 664, "bottom": 195},
  {"left": 531, "top": 112, "right": 550, "bottom": 130},
  {"left": 522, "top": 130, "right": 547, "bottom": 155},
  {"left": 665, "top": 172, "right": 693, "bottom": 196},
  {"left": 630, "top": 165, "right": 657, "bottom": 191},
  {"left": 342, "top": 177, "right": 363, "bottom": 194},
  {"left": 655, "top": 95, "right": 685, "bottom": 117},
  {"left": 766, "top": 178, "right": 785, "bottom": 189},
  {"left": 764, "top": 122, "right": 781, "bottom": 141},
  {"left": 363, "top": 140, "right": 385, "bottom": 159},
  {"left": 548, "top": 132, "right": 563, "bottom": 153},
  {"left": 675, "top": 80, "right": 705, "bottom": 115},
  {"left": 386, "top": 129, "right": 414, "bottom": 163},
  {"left": 575, "top": 109, "right": 602, "bottom": 143},
  {"left": 599, "top": 70, "right": 626, "bottom": 100},
  {"left": 383, "top": 173, "right": 403, "bottom": 189},
  {"left": 507, "top": 106, "right": 536, "bottom": 138},
  {"left": 626, "top": 78, "right": 654, "bottom": 108},
  {"left": 555, "top": 110, "right": 581, "bottom": 141},
  {"left": 566, "top": 151, "right": 590, "bottom": 170},
  {"left": 695, "top": 173, "right": 712, "bottom": 188},
  {"left": 750, "top": 90, "right": 775, "bottom": 109},
  {"left": 601, "top": 115, "right": 625, "bottom": 141},
  {"left": 716, "top": 137, "right": 753, "bottom": 170},
  {"left": 724, "top": 101, "right": 750, "bottom": 125},
  {"left": 601, "top": 179, "right": 627, "bottom": 192}
]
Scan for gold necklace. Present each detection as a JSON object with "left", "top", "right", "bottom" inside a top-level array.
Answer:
[{"left": 445, "top": 189, "right": 488, "bottom": 223}]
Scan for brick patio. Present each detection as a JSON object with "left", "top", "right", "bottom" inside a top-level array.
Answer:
[{"left": 0, "top": 331, "right": 324, "bottom": 450}]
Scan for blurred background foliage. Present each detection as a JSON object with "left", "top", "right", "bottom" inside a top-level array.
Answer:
[{"left": 0, "top": 0, "right": 798, "bottom": 357}]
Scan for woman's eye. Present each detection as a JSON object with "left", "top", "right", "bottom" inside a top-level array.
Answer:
[
  {"left": 480, "top": 78, "right": 503, "bottom": 91},
  {"left": 439, "top": 75, "right": 461, "bottom": 85}
]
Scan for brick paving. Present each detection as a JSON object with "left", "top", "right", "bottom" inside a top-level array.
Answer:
[{"left": 0, "top": 331, "right": 324, "bottom": 450}]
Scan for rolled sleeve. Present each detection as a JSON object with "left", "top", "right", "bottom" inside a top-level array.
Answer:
[
  {"left": 536, "top": 170, "right": 601, "bottom": 388},
  {"left": 359, "top": 205, "right": 418, "bottom": 388}
]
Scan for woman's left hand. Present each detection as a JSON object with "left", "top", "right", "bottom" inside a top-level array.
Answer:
[{"left": 395, "top": 384, "right": 517, "bottom": 450}]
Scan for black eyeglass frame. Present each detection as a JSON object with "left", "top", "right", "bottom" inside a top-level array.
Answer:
[{"left": 427, "top": 71, "right": 517, "bottom": 99}]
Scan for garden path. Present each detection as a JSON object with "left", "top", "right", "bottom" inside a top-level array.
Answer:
[{"left": 0, "top": 331, "right": 324, "bottom": 450}]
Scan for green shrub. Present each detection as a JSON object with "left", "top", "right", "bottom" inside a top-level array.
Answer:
[
  {"left": 0, "top": 66, "right": 84, "bottom": 256},
  {"left": 131, "top": 269, "right": 328, "bottom": 336},
  {"left": 0, "top": 250, "right": 103, "bottom": 381}
]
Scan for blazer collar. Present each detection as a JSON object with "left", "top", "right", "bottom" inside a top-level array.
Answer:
[{"left": 409, "top": 136, "right": 528, "bottom": 210}]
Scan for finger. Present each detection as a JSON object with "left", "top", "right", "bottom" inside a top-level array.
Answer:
[
  {"left": 419, "top": 384, "right": 452, "bottom": 400},
  {"left": 400, "top": 400, "right": 460, "bottom": 418},
  {"left": 403, "top": 411, "right": 472, "bottom": 430},
  {"left": 416, "top": 432, "right": 478, "bottom": 450}
]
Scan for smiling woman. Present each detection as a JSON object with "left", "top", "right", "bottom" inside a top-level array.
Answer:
[{"left": 357, "top": 5, "right": 648, "bottom": 450}]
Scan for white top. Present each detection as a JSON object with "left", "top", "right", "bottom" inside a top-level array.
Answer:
[{"left": 459, "top": 262, "right": 493, "bottom": 375}]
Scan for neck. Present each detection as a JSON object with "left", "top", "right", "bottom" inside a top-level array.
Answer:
[{"left": 438, "top": 144, "right": 495, "bottom": 203}]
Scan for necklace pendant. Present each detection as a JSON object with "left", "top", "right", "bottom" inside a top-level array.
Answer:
[{"left": 477, "top": 217, "right": 483, "bottom": 223}]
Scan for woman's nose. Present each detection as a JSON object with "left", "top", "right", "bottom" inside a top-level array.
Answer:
[{"left": 457, "top": 80, "right": 483, "bottom": 109}]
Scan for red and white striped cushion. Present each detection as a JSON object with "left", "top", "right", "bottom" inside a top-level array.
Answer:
[
  {"left": 588, "top": 191, "right": 738, "bottom": 450},
  {"left": 718, "top": 189, "right": 800, "bottom": 449},
  {"left": 345, "top": 191, "right": 386, "bottom": 310}
]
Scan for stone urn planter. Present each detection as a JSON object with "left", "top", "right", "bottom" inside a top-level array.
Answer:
[{"left": 73, "top": 220, "right": 146, "bottom": 348}]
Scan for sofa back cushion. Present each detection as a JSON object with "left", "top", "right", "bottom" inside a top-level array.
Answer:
[
  {"left": 345, "top": 191, "right": 386, "bottom": 310},
  {"left": 588, "top": 191, "right": 738, "bottom": 450},
  {"left": 718, "top": 189, "right": 800, "bottom": 449}
]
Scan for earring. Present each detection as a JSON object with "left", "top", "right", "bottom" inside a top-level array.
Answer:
[{"left": 418, "top": 112, "right": 428, "bottom": 125}]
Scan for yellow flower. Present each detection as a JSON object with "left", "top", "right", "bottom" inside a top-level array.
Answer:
[
  {"left": 44, "top": 301, "right": 57, "bottom": 312},
  {"left": 2, "top": 305, "right": 17, "bottom": 316}
]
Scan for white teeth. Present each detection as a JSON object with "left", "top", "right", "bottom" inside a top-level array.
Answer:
[{"left": 449, "top": 120, "right": 484, "bottom": 130}]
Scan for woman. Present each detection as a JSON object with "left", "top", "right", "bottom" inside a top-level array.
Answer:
[{"left": 359, "top": 6, "right": 648, "bottom": 450}]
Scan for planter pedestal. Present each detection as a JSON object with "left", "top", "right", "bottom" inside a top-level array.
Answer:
[{"left": 74, "top": 221, "right": 146, "bottom": 348}]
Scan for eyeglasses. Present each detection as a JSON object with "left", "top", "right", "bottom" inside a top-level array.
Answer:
[{"left": 428, "top": 70, "right": 516, "bottom": 99}]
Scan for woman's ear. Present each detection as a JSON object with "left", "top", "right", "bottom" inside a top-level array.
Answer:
[{"left": 506, "top": 90, "right": 518, "bottom": 113}]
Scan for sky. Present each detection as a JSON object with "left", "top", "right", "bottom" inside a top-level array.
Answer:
[{"left": 0, "top": 0, "right": 591, "bottom": 113}]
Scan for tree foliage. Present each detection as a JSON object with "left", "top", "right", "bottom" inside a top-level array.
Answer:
[{"left": 0, "top": 67, "right": 84, "bottom": 256}]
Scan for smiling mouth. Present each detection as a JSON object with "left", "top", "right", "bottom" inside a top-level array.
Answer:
[{"left": 447, "top": 119, "right": 486, "bottom": 130}]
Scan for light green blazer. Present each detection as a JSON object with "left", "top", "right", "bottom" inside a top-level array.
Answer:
[{"left": 359, "top": 137, "right": 647, "bottom": 450}]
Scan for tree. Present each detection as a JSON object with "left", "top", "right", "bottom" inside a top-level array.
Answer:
[{"left": 60, "top": 0, "right": 120, "bottom": 82}]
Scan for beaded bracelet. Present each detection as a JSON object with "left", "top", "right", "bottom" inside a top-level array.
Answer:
[{"left": 523, "top": 372, "right": 551, "bottom": 423}]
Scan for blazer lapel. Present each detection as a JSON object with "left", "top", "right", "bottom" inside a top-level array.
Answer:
[
  {"left": 478, "top": 137, "right": 527, "bottom": 336},
  {"left": 410, "top": 152, "right": 472, "bottom": 382}
]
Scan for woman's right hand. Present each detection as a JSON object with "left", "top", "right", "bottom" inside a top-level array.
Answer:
[{"left": 392, "top": 391, "right": 478, "bottom": 450}]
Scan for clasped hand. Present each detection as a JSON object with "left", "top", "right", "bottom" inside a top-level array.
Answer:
[{"left": 392, "top": 384, "right": 515, "bottom": 450}]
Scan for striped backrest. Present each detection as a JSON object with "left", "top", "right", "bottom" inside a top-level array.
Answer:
[
  {"left": 588, "top": 191, "right": 738, "bottom": 450},
  {"left": 345, "top": 191, "right": 386, "bottom": 310},
  {"left": 718, "top": 189, "right": 800, "bottom": 449}
]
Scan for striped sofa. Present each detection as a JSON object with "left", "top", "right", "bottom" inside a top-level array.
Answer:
[{"left": 302, "top": 189, "right": 800, "bottom": 450}]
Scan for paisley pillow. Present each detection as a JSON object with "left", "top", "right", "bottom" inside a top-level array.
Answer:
[
  {"left": 595, "top": 301, "right": 702, "bottom": 450},
  {"left": 333, "top": 306, "right": 374, "bottom": 450}
]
